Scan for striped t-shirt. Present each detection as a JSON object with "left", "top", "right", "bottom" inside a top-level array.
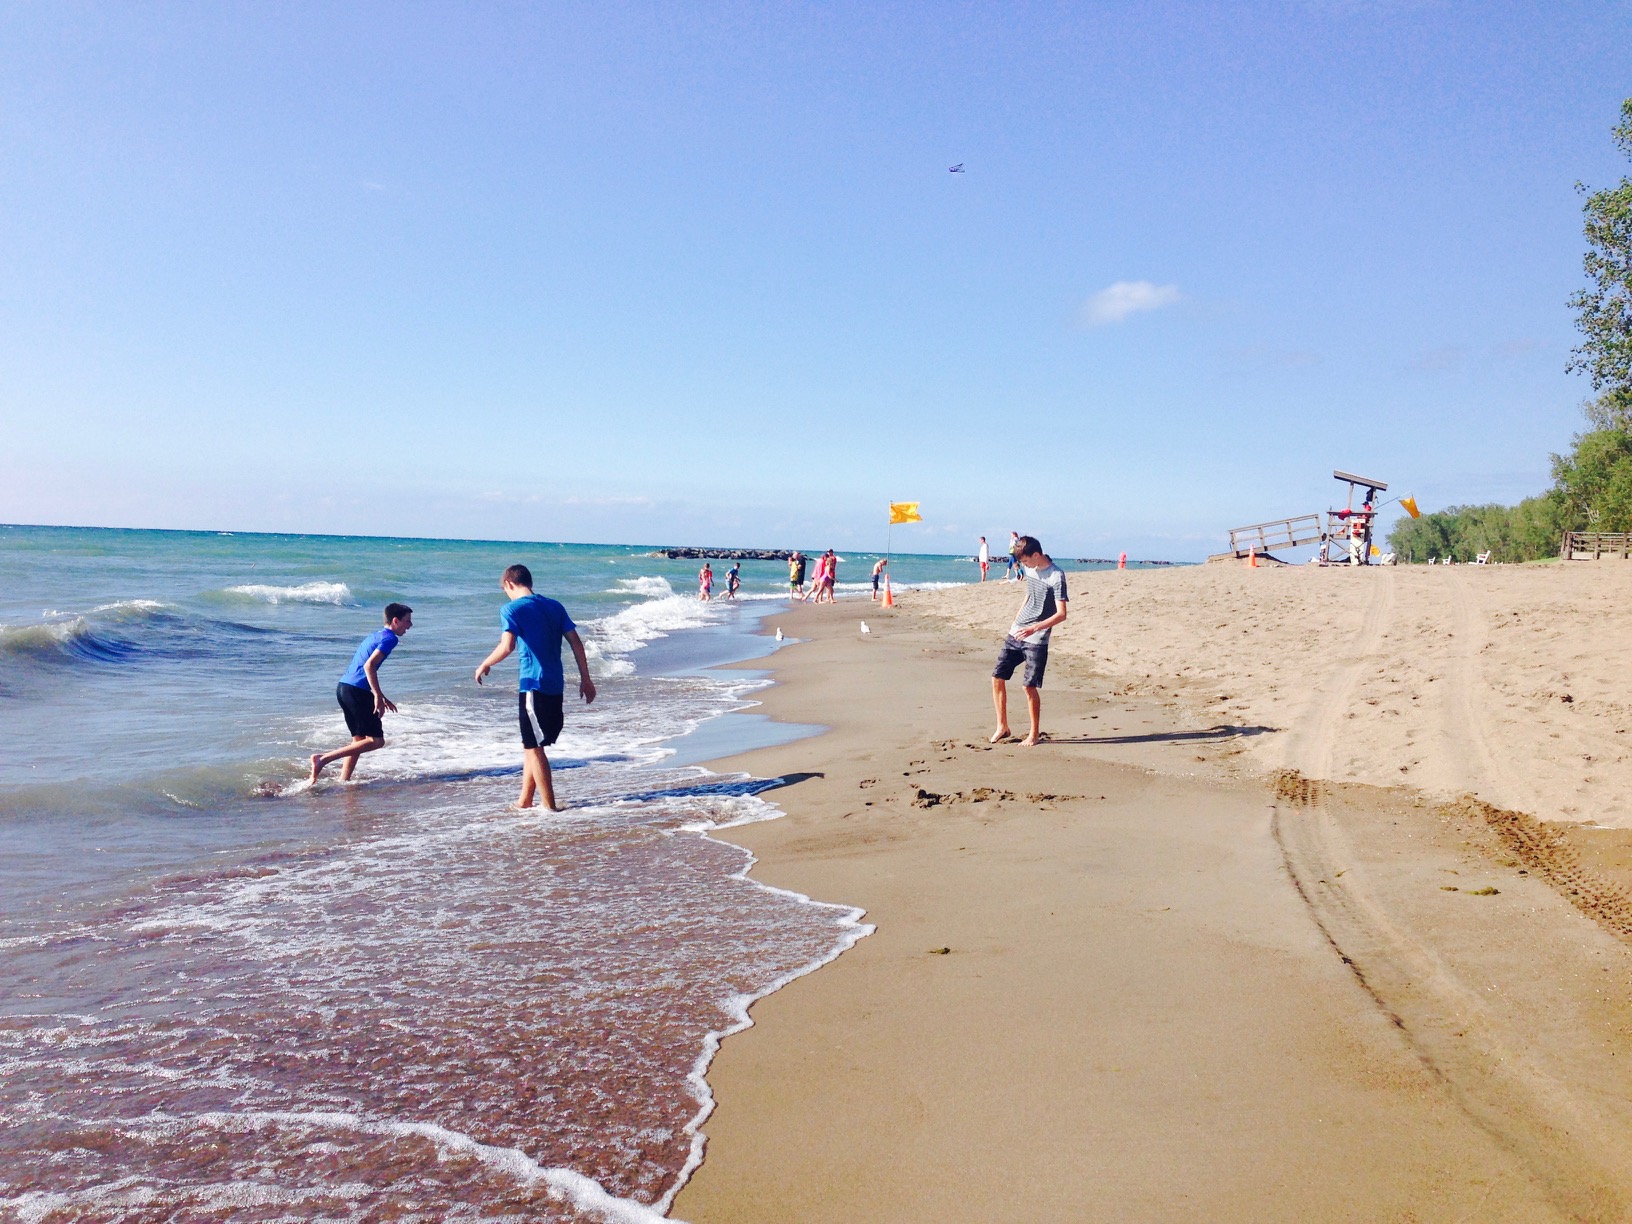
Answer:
[{"left": 1009, "top": 563, "right": 1069, "bottom": 645}]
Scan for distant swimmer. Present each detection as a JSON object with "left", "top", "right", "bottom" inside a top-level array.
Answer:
[
  {"left": 310, "top": 602, "right": 413, "bottom": 784},
  {"left": 474, "top": 564, "right": 596, "bottom": 812},
  {"left": 990, "top": 536, "right": 1068, "bottom": 748},
  {"left": 698, "top": 563, "right": 713, "bottom": 602},
  {"left": 725, "top": 562, "right": 741, "bottom": 600},
  {"left": 788, "top": 551, "right": 807, "bottom": 600}
]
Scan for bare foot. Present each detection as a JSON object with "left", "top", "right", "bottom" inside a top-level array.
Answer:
[
  {"left": 1021, "top": 733, "right": 1045, "bottom": 747},
  {"left": 308, "top": 754, "right": 323, "bottom": 784},
  {"left": 989, "top": 727, "right": 1012, "bottom": 744}
]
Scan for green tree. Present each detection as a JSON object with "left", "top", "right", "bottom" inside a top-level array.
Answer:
[
  {"left": 1567, "top": 98, "right": 1632, "bottom": 396},
  {"left": 1582, "top": 385, "right": 1632, "bottom": 433},
  {"left": 1551, "top": 427, "right": 1632, "bottom": 531},
  {"left": 1507, "top": 491, "right": 1566, "bottom": 557}
]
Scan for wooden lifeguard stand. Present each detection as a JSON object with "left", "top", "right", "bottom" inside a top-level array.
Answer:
[
  {"left": 1330, "top": 469, "right": 1387, "bottom": 566},
  {"left": 1210, "top": 468, "right": 1392, "bottom": 564}
]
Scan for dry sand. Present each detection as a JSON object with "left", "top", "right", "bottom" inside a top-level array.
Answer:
[
  {"left": 672, "top": 564, "right": 1632, "bottom": 1222},
  {"left": 910, "top": 562, "right": 1632, "bottom": 827}
]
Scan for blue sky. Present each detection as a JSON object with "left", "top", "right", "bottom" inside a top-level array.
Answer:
[{"left": 2, "top": 1, "right": 1628, "bottom": 559}]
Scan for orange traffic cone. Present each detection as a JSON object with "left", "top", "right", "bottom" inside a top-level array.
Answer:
[
  {"left": 882, "top": 576, "right": 895, "bottom": 607},
  {"left": 1247, "top": 547, "right": 1258, "bottom": 569}
]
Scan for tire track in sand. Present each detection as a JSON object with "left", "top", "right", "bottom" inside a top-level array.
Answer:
[
  {"left": 1445, "top": 573, "right": 1527, "bottom": 814},
  {"left": 1276, "top": 569, "right": 1395, "bottom": 780},
  {"left": 1274, "top": 781, "right": 1632, "bottom": 1219},
  {"left": 1271, "top": 574, "right": 1632, "bottom": 1216}
]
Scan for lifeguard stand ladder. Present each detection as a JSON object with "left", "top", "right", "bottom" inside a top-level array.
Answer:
[{"left": 1329, "top": 469, "right": 1388, "bottom": 566}]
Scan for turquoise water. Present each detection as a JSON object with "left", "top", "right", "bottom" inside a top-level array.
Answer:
[{"left": 0, "top": 523, "right": 980, "bottom": 1220}]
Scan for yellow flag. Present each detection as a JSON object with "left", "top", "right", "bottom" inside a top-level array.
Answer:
[
  {"left": 888, "top": 501, "right": 922, "bottom": 525},
  {"left": 1400, "top": 495, "right": 1421, "bottom": 519}
]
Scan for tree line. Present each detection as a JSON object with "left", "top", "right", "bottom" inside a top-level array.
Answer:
[{"left": 1389, "top": 98, "right": 1632, "bottom": 564}]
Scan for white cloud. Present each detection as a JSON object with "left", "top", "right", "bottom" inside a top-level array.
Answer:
[{"left": 1080, "top": 280, "right": 1183, "bottom": 327}]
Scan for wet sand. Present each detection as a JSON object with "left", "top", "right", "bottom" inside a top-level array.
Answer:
[{"left": 675, "top": 570, "right": 1632, "bottom": 1221}]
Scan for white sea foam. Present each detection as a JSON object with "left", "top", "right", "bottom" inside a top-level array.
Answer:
[
  {"left": 173, "top": 1110, "right": 685, "bottom": 1223},
  {"left": 91, "top": 599, "right": 170, "bottom": 614},
  {"left": 657, "top": 793, "right": 874, "bottom": 1213},
  {"left": 610, "top": 576, "right": 675, "bottom": 599},
  {"left": 585, "top": 594, "right": 719, "bottom": 657},
  {"left": 221, "top": 582, "right": 355, "bottom": 606}
]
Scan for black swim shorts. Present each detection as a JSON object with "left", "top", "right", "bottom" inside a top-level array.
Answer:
[
  {"left": 337, "top": 681, "right": 384, "bottom": 740},
  {"left": 519, "top": 691, "right": 565, "bottom": 750},
  {"left": 992, "top": 635, "right": 1049, "bottom": 689}
]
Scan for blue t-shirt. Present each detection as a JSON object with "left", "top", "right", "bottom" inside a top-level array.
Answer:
[
  {"left": 341, "top": 627, "right": 399, "bottom": 688},
  {"left": 501, "top": 594, "right": 576, "bottom": 693}
]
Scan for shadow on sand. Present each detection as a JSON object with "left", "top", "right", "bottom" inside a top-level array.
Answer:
[{"left": 1039, "top": 723, "right": 1277, "bottom": 747}]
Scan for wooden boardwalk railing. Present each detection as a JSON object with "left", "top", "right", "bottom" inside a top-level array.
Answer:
[
  {"left": 1561, "top": 531, "right": 1632, "bottom": 560},
  {"left": 1214, "top": 513, "right": 1324, "bottom": 561}
]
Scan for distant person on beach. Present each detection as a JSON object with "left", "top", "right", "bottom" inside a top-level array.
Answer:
[
  {"left": 698, "top": 563, "right": 713, "bottom": 601},
  {"left": 990, "top": 536, "right": 1068, "bottom": 748},
  {"left": 309, "top": 603, "right": 413, "bottom": 784},
  {"left": 788, "top": 552, "right": 807, "bottom": 599},
  {"left": 725, "top": 562, "right": 741, "bottom": 600},
  {"left": 1348, "top": 503, "right": 1372, "bottom": 566},
  {"left": 871, "top": 556, "right": 888, "bottom": 601},
  {"left": 474, "top": 564, "right": 596, "bottom": 812},
  {"left": 978, "top": 536, "right": 990, "bottom": 581},
  {"left": 1008, "top": 531, "right": 1023, "bottom": 581},
  {"left": 820, "top": 550, "right": 838, "bottom": 603}
]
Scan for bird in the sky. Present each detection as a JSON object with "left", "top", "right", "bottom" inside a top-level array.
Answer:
[{"left": 948, "top": 163, "right": 964, "bottom": 173}]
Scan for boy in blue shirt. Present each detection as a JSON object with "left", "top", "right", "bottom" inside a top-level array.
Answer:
[
  {"left": 309, "top": 602, "right": 413, "bottom": 783},
  {"left": 474, "top": 564, "right": 596, "bottom": 811}
]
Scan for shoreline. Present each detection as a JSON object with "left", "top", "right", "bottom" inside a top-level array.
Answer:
[{"left": 673, "top": 574, "right": 1632, "bottom": 1220}]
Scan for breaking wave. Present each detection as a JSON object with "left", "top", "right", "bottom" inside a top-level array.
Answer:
[{"left": 216, "top": 582, "right": 355, "bottom": 606}]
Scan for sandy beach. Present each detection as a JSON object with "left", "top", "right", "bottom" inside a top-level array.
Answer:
[{"left": 675, "top": 563, "right": 1632, "bottom": 1222}]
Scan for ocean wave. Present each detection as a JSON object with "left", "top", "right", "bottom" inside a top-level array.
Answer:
[
  {"left": 610, "top": 576, "right": 675, "bottom": 599},
  {"left": 0, "top": 618, "right": 127, "bottom": 664},
  {"left": 216, "top": 582, "right": 355, "bottom": 606},
  {"left": 0, "top": 600, "right": 178, "bottom": 665},
  {"left": 585, "top": 594, "right": 719, "bottom": 659},
  {"left": 0, "top": 601, "right": 278, "bottom": 672}
]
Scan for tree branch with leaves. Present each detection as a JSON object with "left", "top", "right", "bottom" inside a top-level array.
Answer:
[{"left": 1567, "top": 98, "right": 1632, "bottom": 399}]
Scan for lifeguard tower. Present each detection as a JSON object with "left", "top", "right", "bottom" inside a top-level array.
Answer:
[
  {"left": 1329, "top": 469, "right": 1387, "bottom": 566},
  {"left": 1210, "top": 468, "right": 1391, "bottom": 565}
]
